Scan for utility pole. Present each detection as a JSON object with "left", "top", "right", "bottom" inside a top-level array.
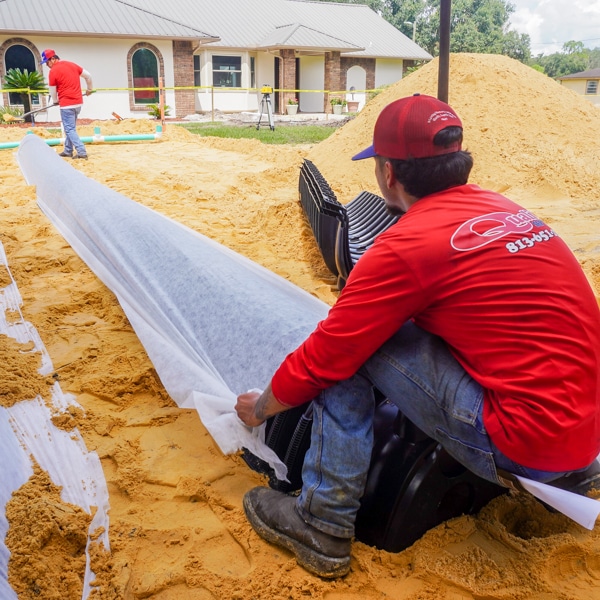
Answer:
[
  {"left": 403, "top": 21, "right": 416, "bottom": 42},
  {"left": 438, "top": 0, "right": 451, "bottom": 103}
]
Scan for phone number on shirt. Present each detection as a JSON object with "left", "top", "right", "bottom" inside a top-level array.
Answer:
[{"left": 506, "top": 229, "right": 557, "bottom": 253}]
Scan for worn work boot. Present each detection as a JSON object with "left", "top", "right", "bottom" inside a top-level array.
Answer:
[
  {"left": 243, "top": 487, "right": 351, "bottom": 578},
  {"left": 58, "top": 150, "right": 73, "bottom": 157},
  {"left": 72, "top": 154, "right": 88, "bottom": 160}
]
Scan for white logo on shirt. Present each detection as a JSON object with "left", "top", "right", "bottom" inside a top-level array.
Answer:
[{"left": 451, "top": 209, "right": 540, "bottom": 251}]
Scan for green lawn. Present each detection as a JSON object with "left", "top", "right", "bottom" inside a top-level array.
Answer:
[{"left": 176, "top": 121, "right": 339, "bottom": 145}]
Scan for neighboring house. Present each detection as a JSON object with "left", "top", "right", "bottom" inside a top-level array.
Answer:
[
  {"left": 0, "top": 0, "right": 432, "bottom": 120},
  {"left": 558, "top": 68, "right": 600, "bottom": 107}
]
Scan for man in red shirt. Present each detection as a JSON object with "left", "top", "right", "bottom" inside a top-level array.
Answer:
[
  {"left": 236, "top": 94, "right": 600, "bottom": 578},
  {"left": 41, "top": 49, "right": 93, "bottom": 159}
]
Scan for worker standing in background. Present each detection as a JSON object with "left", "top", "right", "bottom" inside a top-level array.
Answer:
[{"left": 41, "top": 49, "right": 93, "bottom": 160}]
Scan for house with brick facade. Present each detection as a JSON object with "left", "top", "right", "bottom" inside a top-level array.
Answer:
[{"left": 0, "top": 0, "right": 432, "bottom": 120}]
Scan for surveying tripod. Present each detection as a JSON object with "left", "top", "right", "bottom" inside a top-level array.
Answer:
[{"left": 256, "top": 85, "right": 275, "bottom": 131}]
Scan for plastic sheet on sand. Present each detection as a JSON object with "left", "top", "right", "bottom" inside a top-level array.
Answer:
[{"left": 16, "top": 133, "right": 329, "bottom": 481}]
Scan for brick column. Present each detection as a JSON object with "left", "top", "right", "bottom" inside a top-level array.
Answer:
[
  {"left": 340, "top": 57, "right": 376, "bottom": 91},
  {"left": 366, "top": 59, "right": 376, "bottom": 92},
  {"left": 280, "top": 49, "right": 296, "bottom": 114},
  {"left": 324, "top": 51, "right": 341, "bottom": 113},
  {"left": 172, "top": 41, "right": 196, "bottom": 118}
]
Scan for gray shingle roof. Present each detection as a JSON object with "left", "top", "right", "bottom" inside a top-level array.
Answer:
[
  {"left": 287, "top": 0, "right": 431, "bottom": 59},
  {"left": 558, "top": 68, "right": 600, "bottom": 80},
  {"left": 0, "top": 0, "right": 432, "bottom": 60},
  {"left": 129, "top": 0, "right": 431, "bottom": 59},
  {"left": 0, "top": 0, "right": 219, "bottom": 41},
  {"left": 127, "top": 0, "right": 306, "bottom": 48},
  {"left": 257, "top": 24, "right": 363, "bottom": 52}
]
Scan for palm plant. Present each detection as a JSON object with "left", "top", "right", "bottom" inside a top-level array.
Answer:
[
  {"left": 3, "top": 68, "right": 48, "bottom": 123},
  {"left": 147, "top": 103, "right": 171, "bottom": 119}
]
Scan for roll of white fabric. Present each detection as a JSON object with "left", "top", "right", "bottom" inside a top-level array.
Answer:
[{"left": 17, "top": 133, "right": 329, "bottom": 479}]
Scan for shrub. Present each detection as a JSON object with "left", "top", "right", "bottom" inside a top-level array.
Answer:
[
  {"left": 2, "top": 68, "right": 48, "bottom": 122},
  {"left": 147, "top": 103, "right": 171, "bottom": 119}
]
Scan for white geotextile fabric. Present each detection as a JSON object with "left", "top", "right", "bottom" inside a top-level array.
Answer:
[
  {"left": 0, "top": 238, "right": 109, "bottom": 600},
  {"left": 17, "top": 133, "right": 329, "bottom": 479},
  {"left": 12, "top": 134, "right": 600, "bottom": 545}
]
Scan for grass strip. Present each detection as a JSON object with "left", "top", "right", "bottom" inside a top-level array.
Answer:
[{"left": 177, "top": 122, "right": 339, "bottom": 145}]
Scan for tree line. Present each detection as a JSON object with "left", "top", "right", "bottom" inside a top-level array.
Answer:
[{"left": 313, "top": 0, "right": 600, "bottom": 78}]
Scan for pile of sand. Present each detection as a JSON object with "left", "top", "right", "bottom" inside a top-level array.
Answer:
[
  {"left": 308, "top": 53, "right": 600, "bottom": 294},
  {"left": 0, "top": 53, "right": 599, "bottom": 599}
]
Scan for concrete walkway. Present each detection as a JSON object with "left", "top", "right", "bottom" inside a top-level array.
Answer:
[{"left": 182, "top": 109, "right": 353, "bottom": 126}]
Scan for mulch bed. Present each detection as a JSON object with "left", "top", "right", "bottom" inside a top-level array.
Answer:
[
  {"left": 1, "top": 118, "right": 187, "bottom": 129},
  {"left": 1, "top": 119, "right": 94, "bottom": 129},
  {"left": 2, "top": 115, "right": 348, "bottom": 130},
  {"left": 3, "top": 118, "right": 166, "bottom": 128}
]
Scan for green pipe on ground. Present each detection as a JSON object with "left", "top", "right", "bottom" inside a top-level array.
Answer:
[{"left": 0, "top": 126, "right": 163, "bottom": 150}]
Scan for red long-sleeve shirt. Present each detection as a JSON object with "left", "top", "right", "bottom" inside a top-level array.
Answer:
[
  {"left": 272, "top": 184, "right": 600, "bottom": 471},
  {"left": 49, "top": 60, "right": 84, "bottom": 107}
]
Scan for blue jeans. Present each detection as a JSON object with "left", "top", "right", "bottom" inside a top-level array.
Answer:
[
  {"left": 61, "top": 106, "right": 86, "bottom": 156},
  {"left": 297, "top": 321, "right": 570, "bottom": 538}
]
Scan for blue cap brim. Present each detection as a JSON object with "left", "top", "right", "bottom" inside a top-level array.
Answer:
[{"left": 351, "top": 144, "right": 377, "bottom": 161}]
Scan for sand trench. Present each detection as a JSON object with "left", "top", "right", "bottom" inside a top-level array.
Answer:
[{"left": 0, "top": 53, "right": 600, "bottom": 599}]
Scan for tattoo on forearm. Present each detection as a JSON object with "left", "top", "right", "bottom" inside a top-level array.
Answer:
[{"left": 254, "top": 395, "right": 269, "bottom": 421}]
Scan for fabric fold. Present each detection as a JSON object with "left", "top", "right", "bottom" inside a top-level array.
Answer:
[{"left": 17, "top": 133, "right": 328, "bottom": 476}]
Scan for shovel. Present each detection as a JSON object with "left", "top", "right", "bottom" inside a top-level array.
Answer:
[
  {"left": 2, "top": 103, "right": 55, "bottom": 123},
  {"left": 2, "top": 90, "right": 96, "bottom": 123}
]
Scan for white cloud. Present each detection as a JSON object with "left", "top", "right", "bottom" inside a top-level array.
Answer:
[{"left": 508, "top": 0, "right": 600, "bottom": 55}]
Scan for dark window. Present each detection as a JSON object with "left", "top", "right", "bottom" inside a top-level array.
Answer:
[
  {"left": 5, "top": 44, "right": 40, "bottom": 105},
  {"left": 194, "top": 55, "right": 201, "bottom": 87},
  {"left": 250, "top": 56, "right": 255, "bottom": 89},
  {"left": 586, "top": 80, "right": 598, "bottom": 95},
  {"left": 132, "top": 48, "right": 159, "bottom": 104},
  {"left": 212, "top": 55, "right": 241, "bottom": 88}
]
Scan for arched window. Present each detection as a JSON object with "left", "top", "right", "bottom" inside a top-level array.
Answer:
[
  {"left": 346, "top": 64, "right": 367, "bottom": 111},
  {"left": 131, "top": 48, "right": 159, "bottom": 104},
  {"left": 5, "top": 43, "right": 40, "bottom": 106}
]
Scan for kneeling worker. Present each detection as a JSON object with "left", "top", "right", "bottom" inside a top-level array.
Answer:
[{"left": 235, "top": 93, "right": 600, "bottom": 578}]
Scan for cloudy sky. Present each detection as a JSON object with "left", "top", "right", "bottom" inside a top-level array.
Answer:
[{"left": 508, "top": 0, "right": 600, "bottom": 55}]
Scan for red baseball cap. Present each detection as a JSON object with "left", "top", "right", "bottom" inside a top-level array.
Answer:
[
  {"left": 40, "top": 49, "right": 56, "bottom": 64},
  {"left": 352, "top": 93, "right": 463, "bottom": 161}
]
